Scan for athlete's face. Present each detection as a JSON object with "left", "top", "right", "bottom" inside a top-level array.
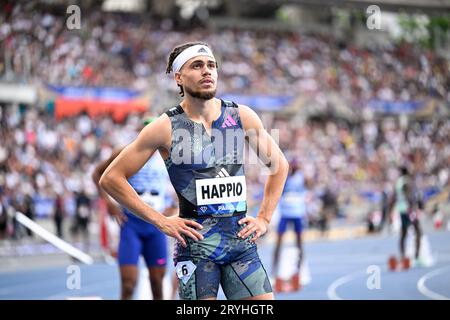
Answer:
[{"left": 175, "top": 55, "right": 218, "bottom": 100}]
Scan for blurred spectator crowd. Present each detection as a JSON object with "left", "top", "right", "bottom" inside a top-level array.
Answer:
[
  {"left": 1, "top": 3, "right": 449, "bottom": 104},
  {"left": 1, "top": 104, "right": 449, "bottom": 240},
  {"left": 0, "top": 3, "right": 449, "bottom": 242}
]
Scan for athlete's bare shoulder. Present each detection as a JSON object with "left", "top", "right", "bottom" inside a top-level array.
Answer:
[
  {"left": 137, "top": 113, "right": 172, "bottom": 153},
  {"left": 237, "top": 104, "right": 264, "bottom": 131}
]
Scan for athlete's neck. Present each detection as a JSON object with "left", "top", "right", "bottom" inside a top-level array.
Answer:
[{"left": 180, "top": 97, "right": 221, "bottom": 125}]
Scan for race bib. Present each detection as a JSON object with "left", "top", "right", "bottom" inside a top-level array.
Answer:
[
  {"left": 195, "top": 175, "right": 247, "bottom": 215},
  {"left": 140, "top": 192, "right": 163, "bottom": 211},
  {"left": 175, "top": 261, "right": 197, "bottom": 285},
  {"left": 196, "top": 175, "right": 246, "bottom": 205},
  {"left": 283, "top": 192, "right": 304, "bottom": 204}
]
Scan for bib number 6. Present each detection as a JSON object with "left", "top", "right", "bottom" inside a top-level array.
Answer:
[{"left": 175, "top": 261, "right": 197, "bottom": 284}]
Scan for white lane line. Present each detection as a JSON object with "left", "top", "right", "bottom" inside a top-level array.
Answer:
[
  {"left": 417, "top": 266, "right": 450, "bottom": 300},
  {"left": 327, "top": 270, "right": 365, "bottom": 300}
]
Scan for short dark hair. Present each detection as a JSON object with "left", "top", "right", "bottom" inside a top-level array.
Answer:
[{"left": 166, "top": 42, "right": 216, "bottom": 97}]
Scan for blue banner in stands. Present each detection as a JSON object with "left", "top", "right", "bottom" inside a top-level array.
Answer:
[
  {"left": 47, "top": 85, "right": 141, "bottom": 101},
  {"left": 368, "top": 100, "right": 424, "bottom": 114},
  {"left": 220, "top": 94, "right": 294, "bottom": 111}
]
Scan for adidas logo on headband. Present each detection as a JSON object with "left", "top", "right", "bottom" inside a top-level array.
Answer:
[{"left": 172, "top": 44, "right": 215, "bottom": 73}]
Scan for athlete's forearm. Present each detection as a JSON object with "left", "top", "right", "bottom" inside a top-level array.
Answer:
[
  {"left": 99, "top": 173, "right": 166, "bottom": 227},
  {"left": 93, "top": 173, "right": 113, "bottom": 202},
  {"left": 93, "top": 166, "right": 122, "bottom": 212},
  {"left": 257, "top": 158, "right": 289, "bottom": 224}
]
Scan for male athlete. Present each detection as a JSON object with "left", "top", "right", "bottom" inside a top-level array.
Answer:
[
  {"left": 390, "top": 166, "right": 422, "bottom": 263},
  {"left": 93, "top": 117, "right": 176, "bottom": 300},
  {"left": 100, "top": 42, "right": 289, "bottom": 300},
  {"left": 272, "top": 160, "right": 307, "bottom": 287}
]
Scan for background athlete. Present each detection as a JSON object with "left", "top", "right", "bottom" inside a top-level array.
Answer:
[
  {"left": 93, "top": 117, "right": 176, "bottom": 300},
  {"left": 389, "top": 166, "right": 422, "bottom": 264},
  {"left": 272, "top": 159, "right": 307, "bottom": 288}
]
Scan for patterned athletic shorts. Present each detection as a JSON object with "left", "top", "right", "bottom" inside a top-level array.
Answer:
[{"left": 173, "top": 214, "right": 272, "bottom": 300}]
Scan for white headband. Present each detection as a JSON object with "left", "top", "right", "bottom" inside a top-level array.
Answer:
[{"left": 172, "top": 44, "right": 215, "bottom": 73}]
